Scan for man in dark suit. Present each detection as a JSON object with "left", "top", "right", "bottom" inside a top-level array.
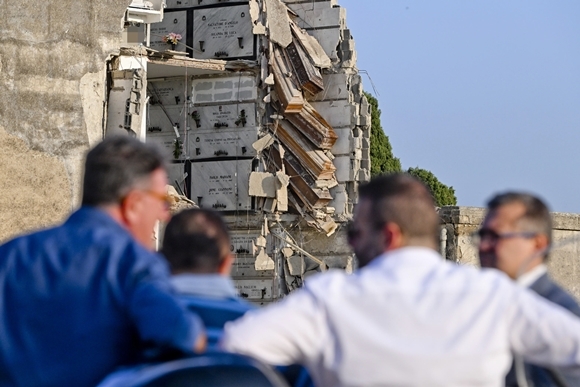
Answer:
[{"left": 478, "top": 192, "right": 580, "bottom": 387}]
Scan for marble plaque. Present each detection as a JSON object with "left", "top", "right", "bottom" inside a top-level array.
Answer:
[
  {"left": 230, "top": 231, "right": 260, "bottom": 255},
  {"left": 148, "top": 78, "right": 190, "bottom": 107},
  {"left": 167, "top": 162, "right": 187, "bottom": 188},
  {"left": 146, "top": 132, "right": 181, "bottom": 160},
  {"left": 231, "top": 257, "right": 275, "bottom": 278},
  {"left": 190, "top": 102, "right": 256, "bottom": 129},
  {"left": 192, "top": 4, "right": 254, "bottom": 59},
  {"left": 233, "top": 279, "right": 274, "bottom": 300},
  {"left": 191, "top": 75, "right": 257, "bottom": 104},
  {"left": 190, "top": 159, "right": 252, "bottom": 211},
  {"left": 166, "top": 0, "right": 227, "bottom": 9},
  {"left": 146, "top": 105, "right": 190, "bottom": 134},
  {"left": 150, "top": 10, "right": 187, "bottom": 52},
  {"left": 188, "top": 127, "right": 258, "bottom": 159},
  {"left": 165, "top": 0, "right": 195, "bottom": 9}
]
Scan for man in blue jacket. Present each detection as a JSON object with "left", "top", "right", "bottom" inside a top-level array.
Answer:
[
  {"left": 478, "top": 191, "right": 580, "bottom": 387},
  {"left": 0, "top": 136, "right": 205, "bottom": 387},
  {"left": 161, "top": 208, "right": 254, "bottom": 347}
]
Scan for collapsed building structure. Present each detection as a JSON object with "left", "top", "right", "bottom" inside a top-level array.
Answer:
[{"left": 106, "top": 0, "right": 371, "bottom": 303}]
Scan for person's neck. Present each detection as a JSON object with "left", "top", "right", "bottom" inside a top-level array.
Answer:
[{"left": 96, "top": 204, "right": 126, "bottom": 226}]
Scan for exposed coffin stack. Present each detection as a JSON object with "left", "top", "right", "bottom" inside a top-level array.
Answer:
[
  {"left": 268, "top": 146, "right": 333, "bottom": 210},
  {"left": 276, "top": 119, "right": 336, "bottom": 180},
  {"left": 283, "top": 100, "right": 337, "bottom": 150}
]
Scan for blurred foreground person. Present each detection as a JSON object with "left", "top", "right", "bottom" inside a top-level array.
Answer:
[
  {"left": 0, "top": 136, "right": 204, "bottom": 387},
  {"left": 479, "top": 192, "right": 580, "bottom": 387},
  {"left": 222, "top": 174, "right": 580, "bottom": 387},
  {"left": 162, "top": 208, "right": 253, "bottom": 347}
]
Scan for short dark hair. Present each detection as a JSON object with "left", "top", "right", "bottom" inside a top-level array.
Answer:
[
  {"left": 162, "top": 208, "right": 232, "bottom": 273},
  {"left": 358, "top": 173, "right": 440, "bottom": 245},
  {"left": 487, "top": 192, "right": 552, "bottom": 247},
  {"left": 82, "top": 136, "right": 166, "bottom": 206}
]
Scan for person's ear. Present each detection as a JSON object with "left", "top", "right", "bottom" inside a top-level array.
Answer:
[
  {"left": 218, "top": 253, "right": 235, "bottom": 276},
  {"left": 383, "top": 222, "right": 404, "bottom": 251},
  {"left": 120, "top": 190, "right": 142, "bottom": 228},
  {"left": 534, "top": 234, "right": 550, "bottom": 256}
]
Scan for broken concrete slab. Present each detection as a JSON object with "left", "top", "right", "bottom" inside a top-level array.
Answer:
[
  {"left": 265, "top": 0, "right": 292, "bottom": 48},
  {"left": 249, "top": 172, "right": 277, "bottom": 198},
  {"left": 290, "top": 21, "right": 332, "bottom": 69}
]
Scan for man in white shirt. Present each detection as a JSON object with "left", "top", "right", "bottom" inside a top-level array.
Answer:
[
  {"left": 221, "top": 174, "right": 580, "bottom": 387},
  {"left": 478, "top": 192, "right": 580, "bottom": 387}
]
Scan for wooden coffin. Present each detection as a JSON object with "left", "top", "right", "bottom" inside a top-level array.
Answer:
[
  {"left": 269, "top": 146, "right": 333, "bottom": 209},
  {"left": 281, "top": 100, "right": 337, "bottom": 150},
  {"left": 271, "top": 45, "right": 304, "bottom": 113},
  {"left": 283, "top": 37, "right": 324, "bottom": 96},
  {"left": 275, "top": 119, "right": 336, "bottom": 180}
]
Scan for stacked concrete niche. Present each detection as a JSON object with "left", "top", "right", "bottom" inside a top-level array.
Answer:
[{"left": 107, "top": 0, "right": 370, "bottom": 303}]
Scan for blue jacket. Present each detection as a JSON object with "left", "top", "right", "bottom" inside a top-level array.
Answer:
[{"left": 0, "top": 207, "right": 202, "bottom": 387}]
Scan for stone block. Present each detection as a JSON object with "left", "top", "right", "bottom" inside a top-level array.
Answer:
[
  {"left": 329, "top": 184, "right": 348, "bottom": 216},
  {"left": 312, "top": 73, "right": 351, "bottom": 101},
  {"left": 288, "top": 2, "right": 345, "bottom": 30},
  {"left": 302, "top": 27, "right": 341, "bottom": 60},
  {"left": 330, "top": 127, "right": 352, "bottom": 155},
  {"left": 334, "top": 155, "right": 360, "bottom": 183},
  {"left": 311, "top": 100, "right": 356, "bottom": 128},
  {"left": 361, "top": 147, "right": 370, "bottom": 160},
  {"left": 360, "top": 158, "right": 370, "bottom": 170}
]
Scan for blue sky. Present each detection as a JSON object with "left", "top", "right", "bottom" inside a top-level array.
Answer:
[{"left": 338, "top": 0, "right": 580, "bottom": 213}]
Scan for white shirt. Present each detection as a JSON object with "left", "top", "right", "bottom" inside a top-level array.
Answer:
[
  {"left": 221, "top": 247, "right": 580, "bottom": 387},
  {"left": 170, "top": 274, "right": 240, "bottom": 299}
]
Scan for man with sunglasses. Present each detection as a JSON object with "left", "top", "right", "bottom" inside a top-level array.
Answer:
[
  {"left": 478, "top": 192, "right": 580, "bottom": 387},
  {"left": 222, "top": 173, "right": 580, "bottom": 387},
  {"left": 0, "top": 136, "right": 205, "bottom": 387}
]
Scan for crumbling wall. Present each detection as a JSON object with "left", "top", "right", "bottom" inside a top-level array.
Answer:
[
  {"left": 440, "top": 206, "right": 580, "bottom": 301},
  {"left": 0, "top": 128, "right": 71, "bottom": 241},
  {"left": 0, "top": 0, "right": 130, "bottom": 241}
]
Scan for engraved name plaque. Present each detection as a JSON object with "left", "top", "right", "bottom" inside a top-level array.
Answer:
[{"left": 192, "top": 4, "right": 254, "bottom": 60}]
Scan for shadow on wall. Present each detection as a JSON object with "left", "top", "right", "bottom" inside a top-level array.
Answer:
[{"left": 0, "top": 128, "right": 71, "bottom": 243}]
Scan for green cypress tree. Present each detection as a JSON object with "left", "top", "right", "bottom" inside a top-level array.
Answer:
[
  {"left": 365, "top": 92, "right": 402, "bottom": 175},
  {"left": 407, "top": 167, "right": 457, "bottom": 206}
]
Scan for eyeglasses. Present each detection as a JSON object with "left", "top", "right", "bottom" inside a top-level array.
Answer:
[
  {"left": 471, "top": 228, "right": 537, "bottom": 245},
  {"left": 141, "top": 190, "right": 172, "bottom": 208}
]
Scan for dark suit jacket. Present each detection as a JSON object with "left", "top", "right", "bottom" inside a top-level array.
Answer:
[{"left": 506, "top": 272, "right": 580, "bottom": 387}]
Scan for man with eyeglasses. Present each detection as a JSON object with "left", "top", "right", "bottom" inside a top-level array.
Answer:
[
  {"left": 0, "top": 136, "right": 205, "bottom": 387},
  {"left": 477, "top": 192, "right": 580, "bottom": 387},
  {"left": 222, "top": 174, "right": 580, "bottom": 387}
]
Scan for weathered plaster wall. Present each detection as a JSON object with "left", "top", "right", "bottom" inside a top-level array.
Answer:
[
  {"left": 0, "top": 127, "right": 71, "bottom": 241},
  {"left": 440, "top": 206, "right": 580, "bottom": 300},
  {"left": 0, "top": 0, "right": 130, "bottom": 241}
]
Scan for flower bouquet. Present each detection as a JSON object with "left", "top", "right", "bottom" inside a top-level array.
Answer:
[{"left": 162, "top": 32, "right": 182, "bottom": 49}]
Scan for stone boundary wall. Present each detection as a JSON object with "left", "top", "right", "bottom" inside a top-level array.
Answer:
[{"left": 440, "top": 206, "right": 580, "bottom": 300}]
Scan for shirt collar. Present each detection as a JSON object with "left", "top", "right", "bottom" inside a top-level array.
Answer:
[
  {"left": 170, "top": 274, "right": 239, "bottom": 299},
  {"left": 67, "top": 206, "right": 126, "bottom": 232},
  {"left": 517, "top": 264, "right": 547, "bottom": 288},
  {"left": 368, "top": 246, "right": 443, "bottom": 269}
]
